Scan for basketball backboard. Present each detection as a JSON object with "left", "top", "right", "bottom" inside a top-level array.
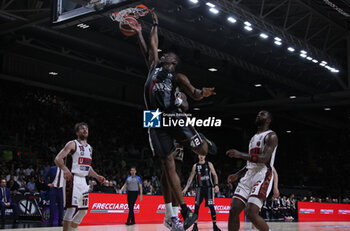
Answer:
[{"left": 52, "top": 0, "right": 137, "bottom": 24}]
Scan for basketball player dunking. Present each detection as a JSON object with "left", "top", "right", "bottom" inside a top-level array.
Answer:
[
  {"left": 129, "top": 9, "right": 216, "bottom": 230},
  {"left": 55, "top": 122, "right": 105, "bottom": 231},
  {"left": 226, "top": 111, "right": 278, "bottom": 231}
]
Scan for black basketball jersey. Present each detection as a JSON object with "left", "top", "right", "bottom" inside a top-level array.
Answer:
[
  {"left": 195, "top": 161, "right": 214, "bottom": 187},
  {"left": 144, "top": 65, "right": 178, "bottom": 112}
]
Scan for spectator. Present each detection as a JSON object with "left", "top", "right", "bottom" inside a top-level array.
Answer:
[
  {"left": 0, "top": 179, "right": 19, "bottom": 224},
  {"left": 24, "top": 165, "right": 34, "bottom": 177},
  {"left": 26, "top": 176, "right": 37, "bottom": 193},
  {"left": 6, "top": 176, "right": 19, "bottom": 194},
  {"left": 142, "top": 180, "right": 150, "bottom": 195},
  {"left": 280, "top": 195, "right": 288, "bottom": 217},
  {"left": 272, "top": 196, "right": 281, "bottom": 220},
  {"left": 16, "top": 175, "right": 27, "bottom": 193},
  {"left": 36, "top": 175, "right": 48, "bottom": 192},
  {"left": 89, "top": 180, "right": 97, "bottom": 192},
  {"left": 288, "top": 194, "right": 296, "bottom": 218},
  {"left": 108, "top": 181, "right": 117, "bottom": 193}
]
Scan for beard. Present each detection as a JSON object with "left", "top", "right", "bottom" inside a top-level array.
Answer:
[
  {"left": 255, "top": 118, "right": 266, "bottom": 126},
  {"left": 78, "top": 134, "right": 88, "bottom": 140}
]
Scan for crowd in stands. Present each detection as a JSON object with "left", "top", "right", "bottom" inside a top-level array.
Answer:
[{"left": 1, "top": 80, "right": 350, "bottom": 223}]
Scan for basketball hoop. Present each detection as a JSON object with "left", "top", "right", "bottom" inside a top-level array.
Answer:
[{"left": 110, "top": 4, "right": 149, "bottom": 24}]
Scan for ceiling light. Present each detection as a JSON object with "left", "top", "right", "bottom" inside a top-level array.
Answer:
[
  {"left": 206, "top": 2, "right": 215, "bottom": 7},
  {"left": 233, "top": 117, "right": 240, "bottom": 121},
  {"left": 209, "top": 8, "right": 219, "bottom": 14},
  {"left": 77, "top": 23, "right": 89, "bottom": 29},
  {"left": 244, "top": 21, "right": 251, "bottom": 26},
  {"left": 49, "top": 72, "right": 58, "bottom": 76},
  {"left": 254, "top": 83, "right": 262, "bottom": 87},
  {"left": 306, "top": 56, "right": 313, "bottom": 60},
  {"left": 300, "top": 54, "right": 307, "bottom": 58},
  {"left": 324, "top": 107, "right": 331, "bottom": 111},
  {"left": 321, "top": 61, "right": 327, "bottom": 64},
  {"left": 259, "top": 33, "right": 268, "bottom": 39},
  {"left": 208, "top": 68, "right": 218, "bottom": 72},
  {"left": 286, "top": 130, "right": 292, "bottom": 133},
  {"left": 331, "top": 68, "right": 339, "bottom": 73},
  {"left": 157, "top": 49, "right": 162, "bottom": 52},
  {"left": 244, "top": 26, "right": 253, "bottom": 31},
  {"left": 274, "top": 41, "right": 282, "bottom": 46},
  {"left": 193, "top": 108, "right": 200, "bottom": 111},
  {"left": 319, "top": 63, "right": 326, "bottom": 66},
  {"left": 287, "top": 47, "right": 295, "bottom": 52},
  {"left": 189, "top": 0, "right": 198, "bottom": 3},
  {"left": 312, "top": 59, "right": 318, "bottom": 63},
  {"left": 300, "top": 50, "right": 307, "bottom": 54},
  {"left": 274, "top": 37, "right": 281, "bottom": 41},
  {"left": 227, "top": 16, "right": 237, "bottom": 23},
  {"left": 289, "top": 95, "right": 296, "bottom": 99}
]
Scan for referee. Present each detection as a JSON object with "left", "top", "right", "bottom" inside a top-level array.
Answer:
[{"left": 120, "top": 167, "right": 142, "bottom": 225}]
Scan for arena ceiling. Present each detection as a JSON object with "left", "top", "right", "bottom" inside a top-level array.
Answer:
[{"left": 0, "top": 0, "right": 350, "bottom": 132}]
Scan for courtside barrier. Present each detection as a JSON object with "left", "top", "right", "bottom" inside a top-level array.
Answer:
[{"left": 82, "top": 193, "right": 244, "bottom": 225}]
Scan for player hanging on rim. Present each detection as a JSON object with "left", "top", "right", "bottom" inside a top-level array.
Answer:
[
  {"left": 182, "top": 154, "right": 221, "bottom": 231},
  {"left": 226, "top": 110, "right": 278, "bottom": 231},
  {"left": 129, "top": 8, "right": 216, "bottom": 231},
  {"left": 55, "top": 122, "right": 105, "bottom": 231}
]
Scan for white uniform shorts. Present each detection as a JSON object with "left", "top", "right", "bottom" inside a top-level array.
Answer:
[
  {"left": 233, "top": 167, "right": 273, "bottom": 208},
  {"left": 64, "top": 174, "right": 89, "bottom": 209}
]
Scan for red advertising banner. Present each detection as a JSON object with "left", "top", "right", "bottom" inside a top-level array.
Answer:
[
  {"left": 82, "top": 193, "right": 244, "bottom": 225},
  {"left": 298, "top": 202, "right": 350, "bottom": 222}
]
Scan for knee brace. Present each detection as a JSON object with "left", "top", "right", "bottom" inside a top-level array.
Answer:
[
  {"left": 63, "top": 207, "right": 76, "bottom": 222},
  {"left": 72, "top": 209, "right": 88, "bottom": 225}
]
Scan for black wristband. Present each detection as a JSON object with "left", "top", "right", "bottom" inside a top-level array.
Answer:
[{"left": 153, "top": 23, "right": 158, "bottom": 26}]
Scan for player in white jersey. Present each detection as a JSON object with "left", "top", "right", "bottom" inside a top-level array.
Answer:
[
  {"left": 54, "top": 122, "right": 105, "bottom": 231},
  {"left": 226, "top": 111, "right": 278, "bottom": 231}
]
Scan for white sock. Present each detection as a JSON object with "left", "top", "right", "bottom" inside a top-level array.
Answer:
[
  {"left": 165, "top": 203, "right": 174, "bottom": 218},
  {"left": 172, "top": 206, "right": 179, "bottom": 217}
]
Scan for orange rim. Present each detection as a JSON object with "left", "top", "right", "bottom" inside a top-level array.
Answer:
[{"left": 111, "top": 5, "right": 149, "bottom": 19}]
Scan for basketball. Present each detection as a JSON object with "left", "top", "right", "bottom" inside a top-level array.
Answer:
[{"left": 119, "top": 17, "right": 138, "bottom": 37}]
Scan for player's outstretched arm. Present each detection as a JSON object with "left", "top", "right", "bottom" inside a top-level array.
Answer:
[
  {"left": 54, "top": 141, "right": 75, "bottom": 181},
  {"left": 88, "top": 167, "right": 105, "bottom": 184},
  {"left": 227, "top": 165, "right": 247, "bottom": 184},
  {"left": 182, "top": 164, "right": 196, "bottom": 195},
  {"left": 226, "top": 132, "right": 278, "bottom": 164},
  {"left": 129, "top": 20, "right": 150, "bottom": 69},
  {"left": 176, "top": 73, "right": 216, "bottom": 101},
  {"left": 208, "top": 162, "right": 220, "bottom": 193},
  {"left": 148, "top": 8, "right": 159, "bottom": 69}
]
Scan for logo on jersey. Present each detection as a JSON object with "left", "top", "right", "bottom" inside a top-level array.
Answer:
[
  {"left": 78, "top": 157, "right": 92, "bottom": 166},
  {"left": 143, "top": 109, "right": 162, "bottom": 128}
]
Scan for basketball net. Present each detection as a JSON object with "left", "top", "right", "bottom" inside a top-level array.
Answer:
[{"left": 110, "top": 4, "right": 148, "bottom": 24}]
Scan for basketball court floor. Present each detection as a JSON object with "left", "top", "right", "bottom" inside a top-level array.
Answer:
[{"left": 2, "top": 221, "right": 350, "bottom": 231}]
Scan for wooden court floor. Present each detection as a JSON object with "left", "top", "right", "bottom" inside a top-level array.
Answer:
[{"left": 2, "top": 221, "right": 350, "bottom": 231}]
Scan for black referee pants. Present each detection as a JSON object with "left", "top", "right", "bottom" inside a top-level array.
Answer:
[{"left": 127, "top": 191, "right": 139, "bottom": 223}]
